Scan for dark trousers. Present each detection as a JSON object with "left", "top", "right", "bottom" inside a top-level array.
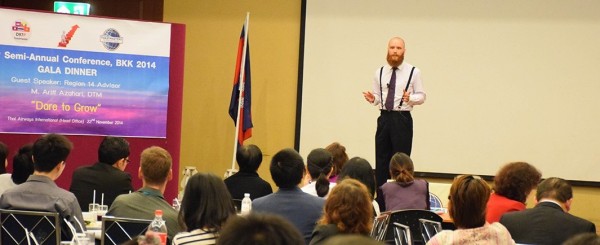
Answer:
[{"left": 375, "top": 110, "right": 413, "bottom": 210}]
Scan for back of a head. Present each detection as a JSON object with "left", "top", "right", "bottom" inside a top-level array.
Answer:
[
  {"left": 307, "top": 148, "right": 333, "bottom": 197},
  {"left": 493, "top": 161, "right": 541, "bottom": 203},
  {"left": 389, "top": 152, "right": 414, "bottom": 184},
  {"left": 0, "top": 141, "right": 7, "bottom": 174},
  {"left": 180, "top": 172, "right": 235, "bottom": 232},
  {"left": 217, "top": 213, "right": 304, "bottom": 245},
  {"left": 338, "top": 157, "right": 376, "bottom": 199},
  {"left": 98, "top": 136, "right": 130, "bottom": 165},
  {"left": 270, "top": 148, "right": 304, "bottom": 188},
  {"left": 325, "top": 142, "right": 348, "bottom": 177},
  {"left": 322, "top": 234, "right": 382, "bottom": 245},
  {"left": 448, "top": 175, "right": 491, "bottom": 229},
  {"left": 320, "top": 178, "right": 373, "bottom": 234},
  {"left": 236, "top": 144, "right": 263, "bottom": 172},
  {"left": 11, "top": 144, "right": 34, "bottom": 184},
  {"left": 33, "top": 134, "right": 73, "bottom": 172},
  {"left": 536, "top": 177, "right": 572, "bottom": 203},
  {"left": 563, "top": 233, "right": 600, "bottom": 245},
  {"left": 140, "top": 146, "right": 172, "bottom": 185}
]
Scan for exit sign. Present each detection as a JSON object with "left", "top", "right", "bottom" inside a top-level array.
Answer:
[{"left": 54, "top": 1, "right": 91, "bottom": 16}]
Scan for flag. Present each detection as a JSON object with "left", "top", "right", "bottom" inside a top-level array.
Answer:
[{"left": 228, "top": 24, "right": 253, "bottom": 145}]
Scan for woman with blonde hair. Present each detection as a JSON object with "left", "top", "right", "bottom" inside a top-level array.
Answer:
[
  {"left": 380, "top": 152, "right": 429, "bottom": 211},
  {"left": 309, "top": 178, "right": 373, "bottom": 245},
  {"left": 427, "top": 175, "right": 514, "bottom": 245}
]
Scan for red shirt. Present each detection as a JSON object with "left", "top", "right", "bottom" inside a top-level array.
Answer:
[{"left": 486, "top": 192, "right": 526, "bottom": 223}]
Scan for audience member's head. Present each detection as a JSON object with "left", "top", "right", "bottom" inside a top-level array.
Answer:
[
  {"left": 325, "top": 142, "right": 348, "bottom": 178},
  {"left": 236, "top": 144, "right": 263, "bottom": 173},
  {"left": 217, "top": 213, "right": 304, "bottom": 245},
  {"left": 179, "top": 172, "right": 235, "bottom": 232},
  {"left": 270, "top": 148, "right": 305, "bottom": 188},
  {"left": 448, "top": 175, "right": 491, "bottom": 229},
  {"left": 563, "top": 233, "right": 600, "bottom": 245},
  {"left": 536, "top": 177, "right": 573, "bottom": 210},
  {"left": 32, "top": 133, "right": 73, "bottom": 173},
  {"left": 338, "top": 157, "right": 376, "bottom": 199},
  {"left": 307, "top": 148, "right": 333, "bottom": 197},
  {"left": 140, "top": 146, "right": 172, "bottom": 186},
  {"left": 389, "top": 152, "right": 414, "bottom": 185},
  {"left": 98, "top": 136, "right": 130, "bottom": 169},
  {"left": 493, "top": 161, "right": 541, "bottom": 203},
  {"left": 11, "top": 144, "right": 34, "bottom": 184},
  {"left": 0, "top": 141, "right": 7, "bottom": 174},
  {"left": 322, "top": 234, "right": 382, "bottom": 245},
  {"left": 318, "top": 178, "right": 373, "bottom": 235}
]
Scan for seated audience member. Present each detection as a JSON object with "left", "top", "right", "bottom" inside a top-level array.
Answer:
[
  {"left": 321, "top": 234, "right": 382, "bottom": 245},
  {"left": 0, "top": 144, "right": 35, "bottom": 196},
  {"left": 427, "top": 175, "right": 514, "bottom": 245},
  {"left": 325, "top": 142, "right": 348, "bottom": 183},
  {"left": 0, "top": 142, "right": 11, "bottom": 194},
  {"left": 310, "top": 179, "right": 373, "bottom": 245},
  {"left": 173, "top": 172, "right": 236, "bottom": 245},
  {"left": 301, "top": 148, "right": 335, "bottom": 198},
  {"left": 108, "top": 146, "right": 182, "bottom": 242},
  {"left": 0, "top": 134, "right": 85, "bottom": 234},
  {"left": 70, "top": 136, "right": 134, "bottom": 211},
  {"left": 486, "top": 161, "right": 541, "bottom": 223},
  {"left": 252, "top": 148, "right": 325, "bottom": 244},
  {"left": 217, "top": 213, "right": 304, "bottom": 245},
  {"left": 563, "top": 233, "right": 600, "bottom": 245},
  {"left": 224, "top": 144, "right": 272, "bottom": 200},
  {"left": 499, "top": 177, "right": 596, "bottom": 245},
  {"left": 380, "top": 152, "right": 428, "bottom": 211},
  {"left": 337, "top": 157, "right": 379, "bottom": 216}
]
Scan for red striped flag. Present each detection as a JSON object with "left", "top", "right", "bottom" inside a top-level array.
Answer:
[{"left": 228, "top": 24, "right": 252, "bottom": 145}]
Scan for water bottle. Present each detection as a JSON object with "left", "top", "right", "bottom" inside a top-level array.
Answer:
[
  {"left": 148, "top": 210, "right": 168, "bottom": 245},
  {"left": 241, "top": 193, "right": 252, "bottom": 215}
]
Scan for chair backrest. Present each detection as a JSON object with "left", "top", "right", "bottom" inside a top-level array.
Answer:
[
  {"left": 418, "top": 218, "right": 442, "bottom": 243},
  {"left": 428, "top": 192, "right": 443, "bottom": 211},
  {"left": 385, "top": 209, "right": 443, "bottom": 245},
  {"left": 370, "top": 212, "right": 391, "bottom": 241},
  {"left": 0, "top": 209, "right": 61, "bottom": 245},
  {"left": 393, "top": 222, "right": 412, "bottom": 245},
  {"left": 101, "top": 216, "right": 152, "bottom": 245}
]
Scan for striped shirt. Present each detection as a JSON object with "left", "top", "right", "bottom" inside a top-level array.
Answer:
[{"left": 173, "top": 229, "right": 217, "bottom": 245}]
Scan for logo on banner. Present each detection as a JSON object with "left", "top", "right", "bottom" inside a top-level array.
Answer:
[
  {"left": 11, "top": 20, "right": 31, "bottom": 41},
  {"left": 58, "top": 25, "right": 80, "bottom": 47},
  {"left": 99, "top": 28, "right": 124, "bottom": 51}
]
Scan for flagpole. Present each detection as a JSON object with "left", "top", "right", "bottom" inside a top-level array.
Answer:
[{"left": 227, "top": 12, "right": 250, "bottom": 178}]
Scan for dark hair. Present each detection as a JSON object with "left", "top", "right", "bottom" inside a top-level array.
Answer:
[
  {"left": 217, "top": 213, "right": 304, "bottom": 245},
  {"left": 536, "top": 177, "right": 572, "bottom": 203},
  {"left": 0, "top": 142, "right": 8, "bottom": 174},
  {"left": 319, "top": 179, "right": 373, "bottom": 234},
  {"left": 98, "top": 136, "right": 130, "bottom": 165},
  {"left": 493, "top": 161, "right": 541, "bottom": 203},
  {"left": 270, "top": 148, "right": 305, "bottom": 188},
  {"left": 307, "top": 148, "right": 333, "bottom": 197},
  {"left": 140, "top": 146, "right": 172, "bottom": 185},
  {"left": 11, "top": 144, "right": 34, "bottom": 184},
  {"left": 563, "top": 233, "right": 600, "bottom": 245},
  {"left": 389, "top": 152, "right": 414, "bottom": 185},
  {"left": 325, "top": 142, "right": 348, "bottom": 177},
  {"left": 179, "top": 172, "right": 235, "bottom": 232},
  {"left": 322, "top": 234, "right": 382, "bottom": 245},
  {"left": 338, "top": 157, "right": 376, "bottom": 199},
  {"left": 32, "top": 134, "right": 73, "bottom": 172},
  {"left": 448, "top": 175, "right": 491, "bottom": 229},
  {"left": 236, "top": 144, "right": 263, "bottom": 172}
]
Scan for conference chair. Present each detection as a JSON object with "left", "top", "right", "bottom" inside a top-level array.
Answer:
[
  {"left": 370, "top": 212, "right": 391, "bottom": 241},
  {"left": 101, "top": 216, "right": 152, "bottom": 245},
  {"left": 0, "top": 209, "right": 61, "bottom": 245},
  {"left": 393, "top": 222, "right": 412, "bottom": 245},
  {"left": 418, "top": 218, "right": 442, "bottom": 243},
  {"left": 385, "top": 209, "right": 443, "bottom": 245}
]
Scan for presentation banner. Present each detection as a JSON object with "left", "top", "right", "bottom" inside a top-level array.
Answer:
[{"left": 0, "top": 8, "right": 171, "bottom": 138}]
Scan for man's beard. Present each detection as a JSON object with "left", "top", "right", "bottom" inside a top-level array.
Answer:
[{"left": 387, "top": 53, "right": 404, "bottom": 67}]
